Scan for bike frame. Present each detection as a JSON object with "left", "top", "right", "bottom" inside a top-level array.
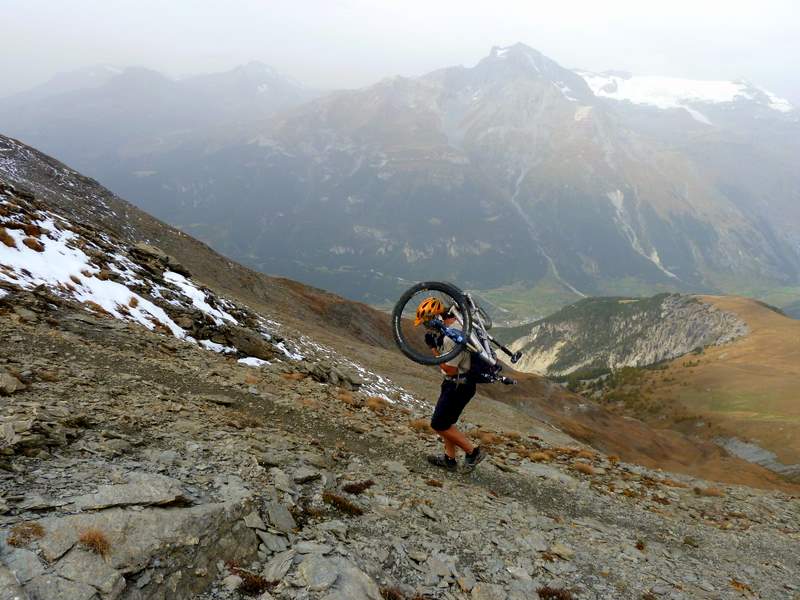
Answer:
[{"left": 429, "top": 292, "right": 521, "bottom": 366}]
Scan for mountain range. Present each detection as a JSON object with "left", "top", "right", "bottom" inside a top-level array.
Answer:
[{"left": 2, "top": 44, "right": 799, "bottom": 320}]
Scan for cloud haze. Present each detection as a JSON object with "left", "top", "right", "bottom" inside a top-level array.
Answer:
[{"left": 3, "top": 0, "right": 799, "bottom": 102}]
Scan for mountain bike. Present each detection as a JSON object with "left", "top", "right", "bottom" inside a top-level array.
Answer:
[{"left": 391, "top": 281, "right": 522, "bottom": 382}]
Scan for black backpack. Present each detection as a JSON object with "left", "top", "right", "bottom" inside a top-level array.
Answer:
[{"left": 466, "top": 352, "right": 502, "bottom": 384}]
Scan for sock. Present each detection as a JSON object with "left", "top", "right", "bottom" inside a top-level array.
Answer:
[{"left": 445, "top": 455, "right": 457, "bottom": 465}]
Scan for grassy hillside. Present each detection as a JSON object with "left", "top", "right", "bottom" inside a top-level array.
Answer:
[{"left": 592, "top": 296, "right": 800, "bottom": 476}]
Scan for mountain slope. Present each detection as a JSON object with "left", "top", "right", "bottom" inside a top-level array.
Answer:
[
  {"left": 15, "top": 44, "right": 797, "bottom": 315},
  {"left": 0, "top": 63, "right": 317, "bottom": 178},
  {"left": 604, "top": 295, "right": 800, "bottom": 479},
  {"left": 3, "top": 133, "right": 797, "bottom": 492},
  {"left": 501, "top": 293, "right": 748, "bottom": 376},
  {"left": 512, "top": 292, "right": 800, "bottom": 480}
]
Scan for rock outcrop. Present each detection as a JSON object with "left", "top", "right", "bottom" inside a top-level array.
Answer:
[{"left": 507, "top": 294, "right": 749, "bottom": 376}]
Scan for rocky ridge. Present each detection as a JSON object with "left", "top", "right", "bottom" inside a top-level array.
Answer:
[
  {"left": 505, "top": 294, "right": 748, "bottom": 376},
  {"left": 0, "top": 181, "right": 414, "bottom": 406}
]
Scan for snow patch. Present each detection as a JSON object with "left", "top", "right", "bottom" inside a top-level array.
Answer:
[
  {"left": 164, "top": 271, "right": 237, "bottom": 325},
  {"left": 554, "top": 82, "right": 578, "bottom": 102},
  {"left": 276, "top": 341, "right": 304, "bottom": 361},
  {"left": 578, "top": 71, "right": 793, "bottom": 115},
  {"left": 238, "top": 357, "right": 271, "bottom": 367},
  {"left": 199, "top": 339, "right": 236, "bottom": 354},
  {"left": 605, "top": 190, "right": 678, "bottom": 280},
  {"left": 0, "top": 218, "right": 186, "bottom": 337}
]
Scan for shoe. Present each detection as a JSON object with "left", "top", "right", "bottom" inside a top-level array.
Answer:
[
  {"left": 427, "top": 454, "right": 457, "bottom": 471},
  {"left": 463, "top": 447, "right": 486, "bottom": 470}
]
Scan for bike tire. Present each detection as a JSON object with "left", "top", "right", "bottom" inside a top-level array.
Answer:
[
  {"left": 392, "top": 281, "right": 472, "bottom": 365},
  {"left": 476, "top": 305, "right": 493, "bottom": 330}
]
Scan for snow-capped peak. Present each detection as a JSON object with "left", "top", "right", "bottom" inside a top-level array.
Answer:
[
  {"left": 487, "top": 43, "right": 550, "bottom": 73},
  {"left": 577, "top": 70, "right": 794, "bottom": 117}
]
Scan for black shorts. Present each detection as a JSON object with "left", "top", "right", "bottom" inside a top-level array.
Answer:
[{"left": 430, "top": 379, "right": 477, "bottom": 431}]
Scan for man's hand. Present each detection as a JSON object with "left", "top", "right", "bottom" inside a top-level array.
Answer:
[
  {"left": 424, "top": 332, "right": 440, "bottom": 349},
  {"left": 440, "top": 363, "right": 459, "bottom": 377}
]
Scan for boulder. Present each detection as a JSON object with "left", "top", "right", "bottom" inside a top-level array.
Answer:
[
  {"left": 130, "top": 242, "right": 190, "bottom": 277},
  {"left": 25, "top": 574, "right": 96, "bottom": 600},
  {"left": 28, "top": 494, "right": 257, "bottom": 600},
  {"left": 67, "top": 472, "right": 187, "bottom": 511},
  {"left": 56, "top": 548, "right": 125, "bottom": 597},
  {"left": 266, "top": 502, "right": 297, "bottom": 533},
  {"left": 298, "top": 555, "right": 338, "bottom": 592},
  {"left": 320, "top": 558, "right": 382, "bottom": 600},
  {"left": 0, "top": 564, "right": 28, "bottom": 600},
  {"left": 221, "top": 325, "right": 275, "bottom": 361},
  {"left": 262, "top": 549, "right": 295, "bottom": 583},
  {"left": 0, "top": 370, "right": 25, "bottom": 396}
]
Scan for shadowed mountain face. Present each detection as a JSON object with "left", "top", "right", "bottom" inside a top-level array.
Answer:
[{"left": 2, "top": 44, "right": 799, "bottom": 314}]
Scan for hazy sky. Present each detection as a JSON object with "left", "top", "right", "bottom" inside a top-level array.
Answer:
[{"left": 3, "top": 0, "right": 799, "bottom": 103}]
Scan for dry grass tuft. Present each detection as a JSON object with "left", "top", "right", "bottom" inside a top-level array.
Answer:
[
  {"left": 226, "top": 411, "right": 265, "bottom": 430},
  {"left": 504, "top": 431, "right": 522, "bottom": 441},
  {"left": 575, "top": 449, "right": 596, "bottom": 460},
  {"left": 282, "top": 372, "right": 306, "bottom": 381},
  {"left": 322, "top": 491, "right": 364, "bottom": 516},
  {"left": 22, "top": 237, "right": 45, "bottom": 252},
  {"left": 475, "top": 430, "right": 499, "bottom": 445},
  {"left": 408, "top": 418, "right": 433, "bottom": 434},
  {"left": 148, "top": 317, "right": 173, "bottom": 336},
  {"left": 573, "top": 462, "right": 596, "bottom": 476},
  {"left": 425, "top": 479, "right": 443, "bottom": 488},
  {"left": 297, "top": 398, "right": 319, "bottom": 409},
  {"left": 366, "top": 396, "right": 389, "bottom": 412},
  {"left": 342, "top": 480, "right": 375, "bottom": 495},
  {"left": 22, "top": 223, "right": 44, "bottom": 237},
  {"left": 336, "top": 390, "right": 355, "bottom": 404},
  {"left": 730, "top": 579, "right": 753, "bottom": 592},
  {"left": 660, "top": 478, "right": 689, "bottom": 489},
  {"left": 641, "top": 593, "right": 658, "bottom": 600},
  {"left": 79, "top": 528, "right": 110, "bottom": 557},
  {"left": 694, "top": 486, "right": 724, "bottom": 497},
  {"left": 96, "top": 270, "right": 111, "bottom": 281},
  {"left": 379, "top": 588, "right": 426, "bottom": 600},
  {"left": 529, "top": 451, "right": 553, "bottom": 462},
  {"left": 0, "top": 227, "right": 16, "bottom": 248},
  {"left": 607, "top": 455, "right": 620, "bottom": 464},
  {"left": 380, "top": 587, "right": 405, "bottom": 600},
  {"left": 683, "top": 535, "right": 699, "bottom": 548},
  {"left": 38, "top": 369, "right": 60, "bottom": 382},
  {"left": 128, "top": 296, "right": 139, "bottom": 308},
  {"left": 7, "top": 522, "right": 45, "bottom": 547},
  {"left": 537, "top": 585, "right": 574, "bottom": 599},
  {"left": 84, "top": 300, "right": 113, "bottom": 317},
  {"left": 229, "top": 565, "right": 274, "bottom": 595},
  {"left": 69, "top": 274, "right": 82, "bottom": 285}
]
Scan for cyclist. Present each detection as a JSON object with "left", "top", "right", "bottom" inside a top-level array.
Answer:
[{"left": 415, "top": 297, "right": 486, "bottom": 471}]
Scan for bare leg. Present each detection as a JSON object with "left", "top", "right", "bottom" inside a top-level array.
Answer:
[{"left": 436, "top": 426, "right": 474, "bottom": 456}]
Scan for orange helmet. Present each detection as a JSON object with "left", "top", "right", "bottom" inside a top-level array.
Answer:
[{"left": 414, "top": 296, "right": 447, "bottom": 326}]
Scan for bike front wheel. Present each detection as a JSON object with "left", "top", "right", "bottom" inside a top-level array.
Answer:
[{"left": 391, "top": 281, "right": 472, "bottom": 365}]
